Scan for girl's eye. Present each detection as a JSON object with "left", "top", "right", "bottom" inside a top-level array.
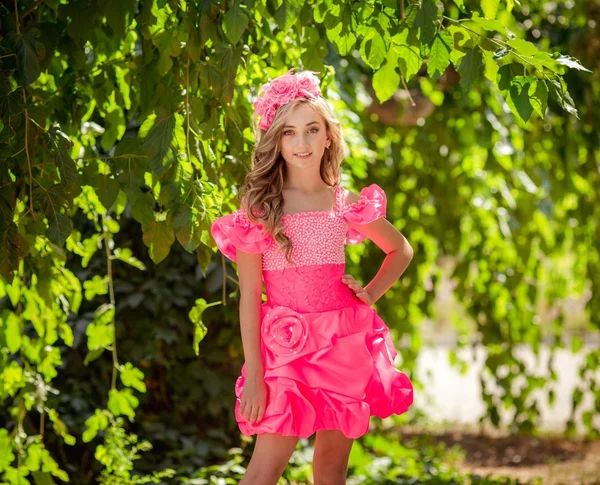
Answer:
[{"left": 283, "top": 128, "right": 319, "bottom": 136}]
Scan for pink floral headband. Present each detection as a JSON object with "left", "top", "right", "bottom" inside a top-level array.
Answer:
[{"left": 252, "top": 68, "right": 322, "bottom": 131}]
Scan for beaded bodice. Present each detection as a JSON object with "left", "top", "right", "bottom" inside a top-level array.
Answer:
[
  {"left": 262, "top": 185, "right": 347, "bottom": 271},
  {"left": 210, "top": 183, "right": 386, "bottom": 312}
]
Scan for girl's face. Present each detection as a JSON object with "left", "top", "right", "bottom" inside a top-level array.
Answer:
[{"left": 279, "top": 103, "right": 330, "bottom": 171}]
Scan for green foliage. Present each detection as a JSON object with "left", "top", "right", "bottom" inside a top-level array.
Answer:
[
  {"left": 94, "top": 417, "right": 176, "bottom": 485},
  {"left": 0, "top": 0, "right": 598, "bottom": 482},
  {"left": 184, "top": 430, "right": 531, "bottom": 484}
]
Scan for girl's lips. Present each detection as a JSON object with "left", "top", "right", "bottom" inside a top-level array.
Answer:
[{"left": 295, "top": 152, "right": 312, "bottom": 158}]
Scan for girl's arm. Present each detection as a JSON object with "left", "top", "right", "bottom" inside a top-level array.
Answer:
[
  {"left": 344, "top": 189, "right": 414, "bottom": 305},
  {"left": 353, "top": 217, "right": 414, "bottom": 304},
  {"left": 236, "top": 248, "right": 265, "bottom": 377}
]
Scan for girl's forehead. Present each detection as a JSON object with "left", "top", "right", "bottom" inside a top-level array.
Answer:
[{"left": 286, "top": 105, "right": 323, "bottom": 124}]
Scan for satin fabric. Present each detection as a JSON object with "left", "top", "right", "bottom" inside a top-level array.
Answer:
[
  {"left": 235, "top": 299, "right": 413, "bottom": 439},
  {"left": 210, "top": 183, "right": 414, "bottom": 439}
]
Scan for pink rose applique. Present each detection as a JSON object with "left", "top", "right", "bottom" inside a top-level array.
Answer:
[
  {"left": 296, "top": 71, "right": 321, "bottom": 98},
  {"left": 266, "top": 72, "right": 299, "bottom": 104},
  {"left": 262, "top": 306, "right": 309, "bottom": 355},
  {"left": 253, "top": 69, "right": 322, "bottom": 131}
]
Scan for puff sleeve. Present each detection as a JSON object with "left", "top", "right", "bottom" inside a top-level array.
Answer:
[
  {"left": 210, "top": 209, "right": 274, "bottom": 263},
  {"left": 342, "top": 184, "right": 387, "bottom": 245}
]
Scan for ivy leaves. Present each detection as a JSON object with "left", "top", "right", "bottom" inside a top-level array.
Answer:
[{"left": 5, "top": 28, "right": 45, "bottom": 86}]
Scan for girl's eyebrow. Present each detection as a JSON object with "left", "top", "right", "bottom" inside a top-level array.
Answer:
[{"left": 283, "top": 121, "right": 320, "bottom": 128}]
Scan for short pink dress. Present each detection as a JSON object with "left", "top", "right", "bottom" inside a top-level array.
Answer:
[{"left": 210, "top": 183, "right": 413, "bottom": 439}]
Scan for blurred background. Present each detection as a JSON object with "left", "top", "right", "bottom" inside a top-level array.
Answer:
[{"left": 1, "top": 0, "right": 599, "bottom": 484}]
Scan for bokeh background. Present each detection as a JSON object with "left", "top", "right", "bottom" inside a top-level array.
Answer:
[{"left": 1, "top": 0, "right": 599, "bottom": 484}]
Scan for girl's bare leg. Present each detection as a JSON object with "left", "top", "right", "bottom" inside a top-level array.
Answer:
[
  {"left": 239, "top": 433, "right": 300, "bottom": 485},
  {"left": 312, "top": 430, "right": 354, "bottom": 485}
]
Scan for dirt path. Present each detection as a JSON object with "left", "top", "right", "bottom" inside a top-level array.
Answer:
[{"left": 400, "top": 425, "right": 600, "bottom": 485}]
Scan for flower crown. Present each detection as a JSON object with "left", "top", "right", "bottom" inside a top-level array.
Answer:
[{"left": 252, "top": 68, "right": 322, "bottom": 131}]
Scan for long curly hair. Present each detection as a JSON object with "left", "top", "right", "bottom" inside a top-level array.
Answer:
[{"left": 239, "top": 96, "right": 347, "bottom": 264}]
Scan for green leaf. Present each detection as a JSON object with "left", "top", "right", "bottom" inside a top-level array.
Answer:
[
  {"left": 0, "top": 361, "right": 26, "bottom": 399},
  {"left": 24, "top": 441, "right": 43, "bottom": 471},
  {"left": 172, "top": 204, "right": 202, "bottom": 253},
  {"left": 373, "top": 51, "right": 399, "bottom": 103},
  {"left": 0, "top": 429, "right": 15, "bottom": 472},
  {"left": 453, "top": 0, "right": 466, "bottom": 12},
  {"left": 547, "top": 78, "right": 579, "bottom": 119},
  {"left": 142, "top": 219, "right": 175, "bottom": 264},
  {"left": 83, "top": 409, "right": 109, "bottom": 442},
  {"left": 86, "top": 321, "right": 115, "bottom": 351},
  {"left": 46, "top": 213, "right": 73, "bottom": 246},
  {"left": 104, "top": 0, "right": 136, "bottom": 38},
  {"left": 359, "top": 28, "right": 387, "bottom": 70},
  {"left": 5, "top": 313, "right": 21, "bottom": 354},
  {"left": 97, "top": 175, "right": 120, "bottom": 211},
  {"left": 313, "top": 2, "right": 329, "bottom": 23},
  {"left": 55, "top": 147, "right": 78, "bottom": 192},
  {"left": 32, "top": 471, "right": 56, "bottom": 485},
  {"left": 154, "top": 31, "right": 173, "bottom": 76},
  {"left": 415, "top": 0, "right": 438, "bottom": 45},
  {"left": 507, "top": 38, "right": 540, "bottom": 57},
  {"left": 7, "top": 28, "right": 45, "bottom": 86},
  {"left": 326, "top": 4, "right": 357, "bottom": 56},
  {"left": 481, "top": 0, "right": 499, "bottom": 19},
  {"left": 223, "top": 0, "right": 249, "bottom": 44},
  {"left": 274, "top": 0, "right": 303, "bottom": 32},
  {"left": 112, "top": 247, "right": 147, "bottom": 270},
  {"left": 119, "top": 363, "right": 146, "bottom": 392},
  {"left": 187, "top": 28, "right": 201, "bottom": 62},
  {"left": 35, "top": 184, "right": 67, "bottom": 217},
  {"left": 83, "top": 275, "right": 109, "bottom": 301},
  {"left": 219, "top": 44, "right": 241, "bottom": 104},
  {"left": 555, "top": 55, "right": 592, "bottom": 72},
  {"left": 86, "top": 303, "right": 115, "bottom": 351},
  {"left": 509, "top": 75, "right": 536, "bottom": 122},
  {"left": 108, "top": 388, "right": 139, "bottom": 420},
  {"left": 456, "top": 48, "right": 483, "bottom": 93},
  {"left": 58, "top": 322, "right": 74, "bottom": 347},
  {"left": 482, "top": 50, "right": 499, "bottom": 83},
  {"left": 530, "top": 79, "right": 548, "bottom": 119},
  {"left": 47, "top": 409, "right": 76, "bottom": 446},
  {"left": 0, "top": 219, "right": 21, "bottom": 284},
  {"left": 189, "top": 298, "right": 208, "bottom": 355},
  {"left": 469, "top": 17, "right": 508, "bottom": 34},
  {"left": 139, "top": 113, "right": 185, "bottom": 177},
  {"left": 391, "top": 28, "right": 422, "bottom": 82},
  {"left": 427, "top": 31, "right": 451, "bottom": 80},
  {"left": 83, "top": 348, "right": 104, "bottom": 366}
]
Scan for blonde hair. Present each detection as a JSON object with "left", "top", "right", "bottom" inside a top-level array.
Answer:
[{"left": 239, "top": 96, "right": 347, "bottom": 264}]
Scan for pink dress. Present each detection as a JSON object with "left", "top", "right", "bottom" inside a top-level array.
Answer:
[{"left": 210, "top": 183, "right": 414, "bottom": 439}]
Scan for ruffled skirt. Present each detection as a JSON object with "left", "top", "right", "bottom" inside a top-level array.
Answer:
[{"left": 234, "top": 302, "right": 414, "bottom": 439}]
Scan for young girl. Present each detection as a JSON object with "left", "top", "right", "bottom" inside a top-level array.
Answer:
[{"left": 210, "top": 68, "right": 414, "bottom": 485}]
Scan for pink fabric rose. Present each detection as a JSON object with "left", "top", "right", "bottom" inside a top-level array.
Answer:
[
  {"left": 262, "top": 305, "right": 309, "bottom": 355},
  {"left": 296, "top": 71, "right": 321, "bottom": 98},
  {"left": 253, "top": 68, "right": 322, "bottom": 131},
  {"left": 267, "top": 72, "right": 299, "bottom": 104}
]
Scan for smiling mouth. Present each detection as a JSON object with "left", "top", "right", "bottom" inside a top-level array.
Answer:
[{"left": 295, "top": 152, "right": 312, "bottom": 157}]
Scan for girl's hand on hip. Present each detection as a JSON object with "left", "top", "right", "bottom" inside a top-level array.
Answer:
[
  {"left": 341, "top": 274, "right": 374, "bottom": 306},
  {"left": 239, "top": 374, "right": 267, "bottom": 424}
]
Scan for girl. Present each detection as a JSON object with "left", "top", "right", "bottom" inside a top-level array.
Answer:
[{"left": 210, "top": 68, "right": 414, "bottom": 485}]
